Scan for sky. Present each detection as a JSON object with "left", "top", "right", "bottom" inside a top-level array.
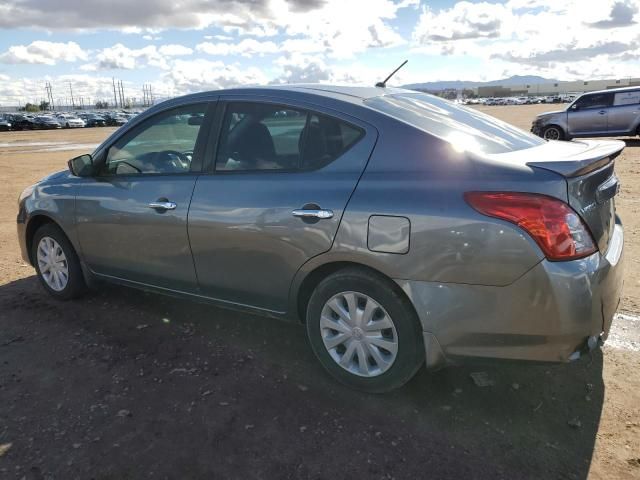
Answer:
[{"left": 0, "top": 0, "right": 638, "bottom": 106}]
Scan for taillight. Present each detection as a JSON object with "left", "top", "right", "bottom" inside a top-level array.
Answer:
[{"left": 464, "top": 192, "right": 597, "bottom": 261}]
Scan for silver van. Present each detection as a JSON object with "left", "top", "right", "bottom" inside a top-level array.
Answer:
[{"left": 532, "top": 86, "right": 640, "bottom": 140}]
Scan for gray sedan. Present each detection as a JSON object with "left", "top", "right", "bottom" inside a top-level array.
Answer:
[{"left": 17, "top": 85, "right": 624, "bottom": 392}]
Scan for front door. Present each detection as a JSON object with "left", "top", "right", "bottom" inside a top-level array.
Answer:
[
  {"left": 188, "top": 99, "right": 377, "bottom": 312},
  {"left": 568, "top": 92, "right": 612, "bottom": 136},
  {"left": 76, "top": 102, "right": 212, "bottom": 292}
]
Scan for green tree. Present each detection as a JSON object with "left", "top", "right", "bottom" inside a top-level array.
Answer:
[
  {"left": 23, "top": 103, "right": 39, "bottom": 112},
  {"left": 39, "top": 100, "right": 50, "bottom": 111}
]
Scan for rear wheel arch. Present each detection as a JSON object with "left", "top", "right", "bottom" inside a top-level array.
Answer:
[{"left": 295, "top": 261, "right": 418, "bottom": 325}]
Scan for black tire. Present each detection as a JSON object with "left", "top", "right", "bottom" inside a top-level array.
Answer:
[
  {"left": 305, "top": 267, "right": 424, "bottom": 393},
  {"left": 542, "top": 125, "right": 564, "bottom": 141},
  {"left": 32, "top": 223, "right": 87, "bottom": 300}
]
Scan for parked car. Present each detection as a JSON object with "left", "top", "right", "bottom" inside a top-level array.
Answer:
[
  {"left": 532, "top": 86, "right": 640, "bottom": 140},
  {"left": 17, "top": 85, "right": 624, "bottom": 392},
  {"left": 33, "top": 116, "right": 62, "bottom": 129},
  {"left": 7, "top": 114, "right": 36, "bottom": 130},
  {"left": 56, "top": 114, "right": 85, "bottom": 128},
  {"left": 102, "top": 113, "right": 127, "bottom": 126},
  {"left": 79, "top": 114, "right": 106, "bottom": 127},
  {"left": 0, "top": 115, "right": 11, "bottom": 131}
]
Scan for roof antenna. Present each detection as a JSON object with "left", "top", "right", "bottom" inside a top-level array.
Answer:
[{"left": 375, "top": 60, "right": 408, "bottom": 88}]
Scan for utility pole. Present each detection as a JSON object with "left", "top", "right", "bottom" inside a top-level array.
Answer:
[
  {"left": 45, "top": 82, "right": 55, "bottom": 111},
  {"left": 142, "top": 84, "right": 148, "bottom": 107},
  {"left": 68, "top": 82, "right": 75, "bottom": 110},
  {"left": 112, "top": 77, "right": 118, "bottom": 108},
  {"left": 118, "top": 80, "right": 125, "bottom": 109}
]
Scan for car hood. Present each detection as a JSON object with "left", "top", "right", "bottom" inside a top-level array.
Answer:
[
  {"left": 40, "top": 169, "right": 68, "bottom": 183},
  {"left": 536, "top": 109, "right": 566, "bottom": 119}
]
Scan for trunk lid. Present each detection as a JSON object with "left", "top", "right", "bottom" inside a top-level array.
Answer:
[{"left": 489, "top": 139, "right": 624, "bottom": 253}]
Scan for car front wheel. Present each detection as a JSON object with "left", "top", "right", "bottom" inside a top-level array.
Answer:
[
  {"left": 32, "top": 223, "right": 86, "bottom": 300},
  {"left": 305, "top": 268, "right": 424, "bottom": 393},
  {"left": 542, "top": 125, "right": 564, "bottom": 140}
]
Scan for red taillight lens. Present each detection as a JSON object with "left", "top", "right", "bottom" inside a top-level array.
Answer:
[{"left": 464, "top": 192, "right": 597, "bottom": 261}]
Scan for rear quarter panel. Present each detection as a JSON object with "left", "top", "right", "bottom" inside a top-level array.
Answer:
[{"left": 310, "top": 118, "right": 568, "bottom": 287}]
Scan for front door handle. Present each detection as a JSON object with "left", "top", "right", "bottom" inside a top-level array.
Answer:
[
  {"left": 599, "top": 110, "right": 607, "bottom": 115},
  {"left": 292, "top": 208, "right": 334, "bottom": 219},
  {"left": 148, "top": 201, "right": 177, "bottom": 210}
]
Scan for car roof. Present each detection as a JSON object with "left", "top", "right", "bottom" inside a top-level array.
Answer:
[
  {"left": 171, "top": 84, "right": 416, "bottom": 106},
  {"left": 582, "top": 85, "right": 640, "bottom": 96}
]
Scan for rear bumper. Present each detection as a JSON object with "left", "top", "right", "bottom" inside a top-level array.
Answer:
[{"left": 397, "top": 222, "right": 624, "bottom": 369}]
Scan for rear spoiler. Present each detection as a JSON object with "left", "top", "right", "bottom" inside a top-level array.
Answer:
[{"left": 526, "top": 140, "right": 625, "bottom": 177}]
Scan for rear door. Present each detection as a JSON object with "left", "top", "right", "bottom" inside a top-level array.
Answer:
[
  {"left": 568, "top": 92, "right": 613, "bottom": 136},
  {"left": 608, "top": 90, "right": 640, "bottom": 134},
  {"left": 188, "top": 98, "right": 377, "bottom": 313}
]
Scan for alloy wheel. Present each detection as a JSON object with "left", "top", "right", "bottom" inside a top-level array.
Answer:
[{"left": 543, "top": 127, "right": 561, "bottom": 140}]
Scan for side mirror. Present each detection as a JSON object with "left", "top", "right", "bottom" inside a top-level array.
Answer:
[{"left": 68, "top": 154, "right": 94, "bottom": 177}]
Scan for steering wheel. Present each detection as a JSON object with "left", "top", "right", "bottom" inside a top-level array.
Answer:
[{"left": 156, "top": 150, "right": 190, "bottom": 171}]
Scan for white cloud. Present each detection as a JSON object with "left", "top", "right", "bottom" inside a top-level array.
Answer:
[
  {"left": 165, "top": 58, "right": 269, "bottom": 94},
  {"left": 413, "top": 2, "right": 509, "bottom": 42},
  {"left": 412, "top": 0, "right": 640, "bottom": 80},
  {"left": 158, "top": 44, "right": 193, "bottom": 56},
  {"left": 82, "top": 43, "right": 170, "bottom": 71},
  {"left": 196, "top": 39, "right": 279, "bottom": 57},
  {"left": 0, "top": 41, "right": 87, "bottom": 65}
]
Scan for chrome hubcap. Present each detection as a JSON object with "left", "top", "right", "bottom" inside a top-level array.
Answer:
[
  {"left": 320, "top": 291, "right": 398, "bottom": 377},
  {"left": 36, "top": 237, "right": 69, "bottom": 292}
]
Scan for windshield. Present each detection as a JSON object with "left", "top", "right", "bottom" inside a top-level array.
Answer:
[{"left": 365, "top": 92, "right": 545, "bottom": 154}]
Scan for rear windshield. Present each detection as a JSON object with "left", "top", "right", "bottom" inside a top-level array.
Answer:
[{"left": 365, "top": 93, "right": 545, "bottom": 154}]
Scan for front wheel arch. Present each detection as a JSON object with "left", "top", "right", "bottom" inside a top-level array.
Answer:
[{"left": 25, "top": 215, "right": 59, "bottom": 265}]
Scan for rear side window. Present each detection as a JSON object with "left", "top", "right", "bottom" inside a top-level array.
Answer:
[
  {"left": 613, "top": 91, "right": 640, "bottom": 106},
  {"left": 364, "top": 93, "right": 544, "bottom": 155},
  {"left": 574, "top": 93, "right": 613, "bottom": 110},
  {"left": 215, "top": 102, "right": 363, "bottom": 172}
]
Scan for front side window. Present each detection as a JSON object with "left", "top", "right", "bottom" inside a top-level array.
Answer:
[
  {"left": 574, "top": 93, "right": 613, "bottom": 110},
  {"left": 215, "top": 102, "right": 363, "bottom": 172},
  {"left": 104, "top": 103, "right": 207, "bottom": 175}
]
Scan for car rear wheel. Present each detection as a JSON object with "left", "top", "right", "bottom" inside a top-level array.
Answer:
[
  {"left": 32, "top": 223, "right": 86, "bottom": 300},
  {"left": 542, "top": 125, "right": 564, "bottom": 140},
  {"left": 305, "top": 267, "right": 424, "bottom": 393}
]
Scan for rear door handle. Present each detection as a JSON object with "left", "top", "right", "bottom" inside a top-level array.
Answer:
[
  {"left": 148, "top": 201, "right": 177, "bottom": 210},
  {"left": 599, "top": 110, "right": 607, "bottom": 115},
  {"left": 292, "top": 208, "right": 334, "bottom": 219}
]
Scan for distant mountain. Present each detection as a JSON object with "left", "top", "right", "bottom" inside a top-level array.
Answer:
[{"left": 402, "top": 75, "right": 558, "bottom": 91}]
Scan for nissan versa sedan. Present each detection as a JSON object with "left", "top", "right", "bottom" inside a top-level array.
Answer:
[
  {"left": 532, "top": 86, "right": 640, "bottom": 140},
  {"left": 17, "top": 85, "right": 624, "bottom": 392}
]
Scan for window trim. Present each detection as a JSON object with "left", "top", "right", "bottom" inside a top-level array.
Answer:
[
  {"left": 574, "top": 92, "right": 614, "bottom": 110},
  {"left": 210, "top": 99, "right": 365, "bottom": 175},
  {"left": 96, "top": 101, "right": 215, "bottom": 178}
]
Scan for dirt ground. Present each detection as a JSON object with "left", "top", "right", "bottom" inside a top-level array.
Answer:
[{"left": 0, "top": 105, "right": 638, "bottom": 479}]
